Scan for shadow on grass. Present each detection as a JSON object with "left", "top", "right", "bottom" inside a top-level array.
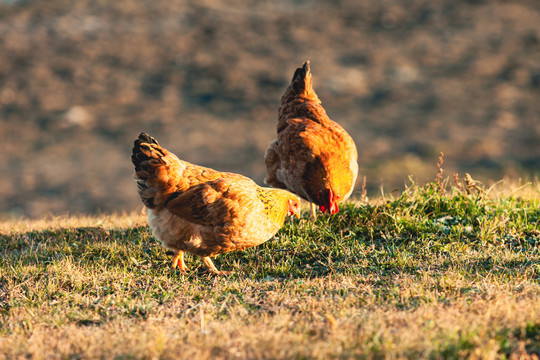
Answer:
[
  {"left": 0, "top": 226, "right": 157, "bottom": 267},
  {"left": 1, "top": 217, "right": 538, "bottom": 282}
]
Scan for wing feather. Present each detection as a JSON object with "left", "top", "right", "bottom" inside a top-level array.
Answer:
[{"left": 165, "top": 177, "right": 257, "bottom": 227}]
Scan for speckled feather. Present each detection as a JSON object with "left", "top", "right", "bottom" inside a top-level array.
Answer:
[
  {"left": 132, "top": 133, "right": 299, "bottom": 262},
  {"left": 265, "top": 61, "right": 358, "bottom": 207}
]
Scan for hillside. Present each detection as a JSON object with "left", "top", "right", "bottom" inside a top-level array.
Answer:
[{"left": 0, "top": 0, "right": 539, "bottom": 217}]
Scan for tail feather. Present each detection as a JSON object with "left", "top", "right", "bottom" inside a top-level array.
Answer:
[
  {"left": 132, "top": 133, "right": 163, "bottom": 171},
  {"left": 287, "top": 61, "right": 318, "bottom": 100},
  {"left": 291, "top": 61, "right": 311, "bottom": 94},
  {"left": 132, "top": 132, "right": 182, "bottom": 208},
  {"left": 278, "top": 61, "right": 325, "bottom": 131}
]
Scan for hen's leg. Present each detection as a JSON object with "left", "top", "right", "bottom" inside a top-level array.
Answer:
[
  {"left": 203, "top": 257, "right": 232, "bottom": 275},
  {"left": 310, "top": 203, "right": 317, "bottom": 219},
  {"left": 171, "top": 250, "right": 188, "bottom": 273}
]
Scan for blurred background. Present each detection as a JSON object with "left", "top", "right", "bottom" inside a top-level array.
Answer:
[{"left": 0, "top": 0, "right": 539, "bottom": 218}]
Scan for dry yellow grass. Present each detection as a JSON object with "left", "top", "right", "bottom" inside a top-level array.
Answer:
[
  {"left": 1, "top": 276, "right": 538, "bottom": 359},
  {"left": 0, "top": 211, "right": 145, "bottom": 234}
]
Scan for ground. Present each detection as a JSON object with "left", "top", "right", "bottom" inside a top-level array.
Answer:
[{"left": 1, "top": 179, "right": 539, "bottom": 358}]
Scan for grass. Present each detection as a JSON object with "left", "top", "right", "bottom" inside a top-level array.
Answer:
[{"left": 0, "top": 176, "right": 539, "bottom": 359}]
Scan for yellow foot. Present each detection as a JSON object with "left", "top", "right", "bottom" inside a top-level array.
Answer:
[
  {"left": 310, "top": 202, "right": 317, "bottom": 220},
  {"left": 171, "top": 250, "right": 188, "bottom": 273},
  {"left": 203, "top": 257, "right": 232, "bottom": 276}
]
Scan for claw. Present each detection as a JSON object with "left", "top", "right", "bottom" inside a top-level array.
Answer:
[
  {"left": 171, "top": 250, "right": 188, "bottom": 273},
  {"left": 203, "top": 257, "right": 232, "bottom": 276}
]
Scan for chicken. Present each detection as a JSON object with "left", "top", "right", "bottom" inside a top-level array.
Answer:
[
  {"left": 132, "top": 133, "right": 300, "bottom": 275},
  {"left": 265, "top": 61, "right": 358, "bottom": 216}
]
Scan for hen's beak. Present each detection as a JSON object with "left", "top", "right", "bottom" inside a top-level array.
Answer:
[{"left": 289, "top": 208, "right": 301, "bottom": 219}]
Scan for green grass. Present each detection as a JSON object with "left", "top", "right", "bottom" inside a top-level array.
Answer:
[{"left": 0, "top": 179, "right": 539, "bottom": 359}]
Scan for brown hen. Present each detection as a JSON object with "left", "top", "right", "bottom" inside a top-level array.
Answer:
[
  {"left": 265, "top": 61, "right": 358, "bottom": 216},
  {"left": 132, "top": 133, "right": 300, "bottom": 275}
]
